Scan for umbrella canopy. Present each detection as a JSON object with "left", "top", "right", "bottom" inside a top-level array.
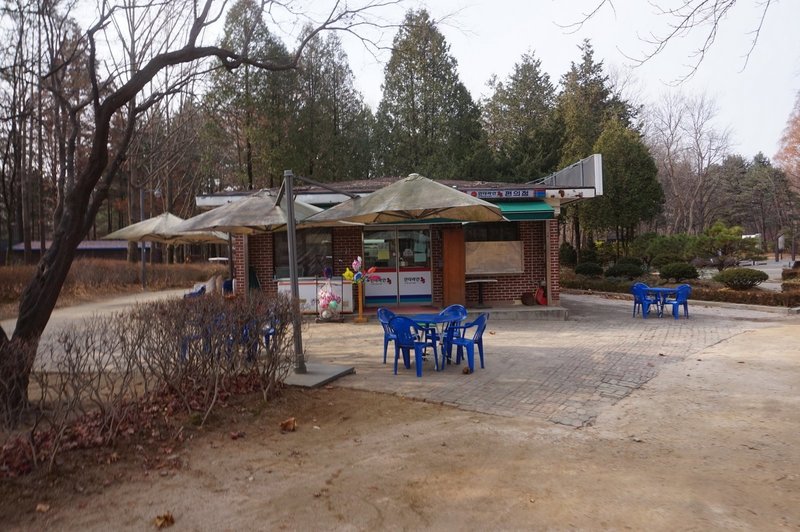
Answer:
[
  {"left": 173, "top": 191, "right": 326, "bottom": 235},
  {"left": 303, "top": 174, "right": 506, "bottom": 224},
  {"left": 103, "top": 212, "right": 228, "bottom": 244}
]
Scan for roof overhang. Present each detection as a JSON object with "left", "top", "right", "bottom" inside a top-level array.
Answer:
[{"left": 494, "top": 201, "right": 555, "bottom": 221}]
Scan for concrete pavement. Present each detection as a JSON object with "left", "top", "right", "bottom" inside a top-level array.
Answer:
[{"left": 309, "top": 293, "right": 800, "bottom": 427}]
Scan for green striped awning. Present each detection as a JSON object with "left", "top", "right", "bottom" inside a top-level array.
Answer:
[{"left": 495, "top": 201, "right": 554, "bottom": 221}]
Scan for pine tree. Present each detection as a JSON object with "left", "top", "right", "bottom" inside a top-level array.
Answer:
[
  {"left": 482, "top": 50, "right": 559, "bottom": 180},
  {"left": 375, "top": 9, "right": 490, "bottom": 179}
]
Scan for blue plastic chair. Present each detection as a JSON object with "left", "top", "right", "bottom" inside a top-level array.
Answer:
[
  {"left": 664, "top": 284, "right": 692, "bottom": 319},
  {"left": 631, "top": 284, "right": 658, "bottom": 318},
  {"left": 438, "top": 304, "right": 468, "bottom": 364},
  {"left": 184, "top": 285, "right": 206, "bottom": 299},
  {"left": 180, "top": 312, "right": 224, "bottom": 361},
  {"left": 450, "top": 313, "right": 489, "bottom": 373},
  {"left": 388, "top": 316, "right": 439, "bottom": 377},
  {"left": 377, "top": 307, "right": 397, "bottom": 364},
  {"left": 222, "top": 279, "right": 234, "bottom": 295}
]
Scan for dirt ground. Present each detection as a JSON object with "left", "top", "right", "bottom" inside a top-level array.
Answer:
[{"left": 2, "top": 322, "right": 798, "bottom": 531}]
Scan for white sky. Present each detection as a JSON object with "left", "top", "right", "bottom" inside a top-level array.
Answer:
[{"left": 338, "top": 0, "right": 800, "bottom": 160}]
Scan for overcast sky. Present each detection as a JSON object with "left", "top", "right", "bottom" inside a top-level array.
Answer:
[{"left": 338, "top": 0, "right": 800, "bottom": 161}]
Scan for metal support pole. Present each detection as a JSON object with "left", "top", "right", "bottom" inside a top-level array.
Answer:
[
  {"left": 139, "top": 187, "right": 146, "bottom": 290},
  {"left": 284, "top": 170, "right": 306, "bottom": 374}
]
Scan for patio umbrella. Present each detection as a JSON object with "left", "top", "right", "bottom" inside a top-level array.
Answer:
[
  {"left": 103, "top": 212, "right": 228, "bottom": 244},
  {"left": 303, "top": 174, "right": 506, "bottom": 225},
  {"left": 172, "top": 190, "right": 325, "bottom": 235}
]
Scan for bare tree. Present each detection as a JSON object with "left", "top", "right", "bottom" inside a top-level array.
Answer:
[
  {"left": 0, "top": 0, "right": 400, "bottom": 424},
  {"left": 646, "top": 91, "right": 731, "bottom": 234},
  {"left": 569, "top": 1, "right": 775, "bottom": 80}
]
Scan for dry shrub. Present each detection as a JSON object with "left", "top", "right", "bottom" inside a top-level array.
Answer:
[{"left": 1, "top": 291, "right": 295, "bottom": 476}]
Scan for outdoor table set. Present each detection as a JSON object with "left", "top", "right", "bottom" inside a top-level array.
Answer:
[
  {"left": 631, "top": 282, "right": 692, "bottom": 319},
  {"left": 377, "top": 305, "right": 489, "bottom": 377}
]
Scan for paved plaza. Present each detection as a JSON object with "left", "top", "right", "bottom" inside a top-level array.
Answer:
[
  {"left": 4, "top": 289, "right": 797, "bottom": 428},
  {"left": 309, "top": 294, "right": 798, "bottom": 427}
]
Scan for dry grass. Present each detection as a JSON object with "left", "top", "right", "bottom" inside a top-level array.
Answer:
[{"left": 0, "top": 259, "right": 226, "bottom": 319}]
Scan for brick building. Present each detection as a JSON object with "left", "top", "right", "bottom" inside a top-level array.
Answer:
[{"left": 203, "top": 157, "right": 602, "bottom": 313}]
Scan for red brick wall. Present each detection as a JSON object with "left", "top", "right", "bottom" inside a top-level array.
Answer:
[
  {"left": 333, "top": 226, "right": 363, "bottom": 304},
  {"left": 464, "top": 221, "right": 549, "bottom": 306},
  {"left": 430, "top": 225, "right": 448, "bottom": 307},
  {"left": 233, "top": 233, "right": 275, "bottom": 296},
  {"left": 547, "top": 219, "right": 560, "bottom": 305}
]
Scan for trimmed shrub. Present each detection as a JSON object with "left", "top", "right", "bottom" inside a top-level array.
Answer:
[
  {"left": 782, "top": 279, "right": 800, "bottom": 292},
  {"left": 580, "top": 246, "right": 598, "bottom": 265},
  {"left": 604, "top": 263, "right": 644, "bottom": 280},
  {"left": 651, "top": 254, "right": 685, "bottom": 268},
  {"left": 713, "top": 267, "right": 769, "bottom": 290},
  {"left": 616, "top": 256, "right": 644, "bottom": 268},
  {"left": 574, "top": 262, "right": 603, "bottom": 277},
  {"left": 659, "top": 262, "right": 699, "bottom": 282},
  {"left": 782, "top": 268, "right": 800, "bottom": 281},
  {"left": 559, "top": 242, "right": 577, "bottom": 266}
]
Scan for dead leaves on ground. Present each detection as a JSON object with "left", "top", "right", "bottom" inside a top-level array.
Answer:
[
  {"left": 154, "top": 512, "right": 175, "bottom": 528},
  {"left": 280, "top": 417, "right": 297, "bottom": 432}
]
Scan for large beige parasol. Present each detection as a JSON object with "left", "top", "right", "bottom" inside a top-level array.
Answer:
[
  {"left": 103, "top": 212, "right": 228, "bottom": 244},
  {"left": 303, "top": 174, "right": 506, "bottom": 225}
]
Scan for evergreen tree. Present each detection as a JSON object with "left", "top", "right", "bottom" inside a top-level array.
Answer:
[
  {"left": 582, "top": 119, "right": 663, "bottom": 254},
  {"left": 556, "top": 40, "right": 634, "bottom": 257},
  {"left": 290, "top": 31, "right": 374, "bottom": 181},
  {"left": 375, "top": 9, "right": 491, "bottom": 179},
  {"left": 206, "top": 0, "right": 294, "bottom": 189},
  {"left": 482, "top": 50, "right": 560, "bottom": 180}
]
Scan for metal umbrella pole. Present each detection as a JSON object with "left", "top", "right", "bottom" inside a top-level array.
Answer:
[{"left": 284, "top": 170, "right": 306, "bottom": 374}]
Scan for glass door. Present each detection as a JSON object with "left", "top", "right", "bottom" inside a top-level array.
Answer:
[
  {"left": 396, "top": 229, "right": 431, "bottom": 304},
  {"left": 363, "top": 230, "right": 398, "bottom": 306},
  {"left": 363, "top": 228, "right": 431, "bottom": 306}
]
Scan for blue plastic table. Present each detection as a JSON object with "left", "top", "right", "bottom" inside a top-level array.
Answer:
[{"left": 645, "top": 287, "right": 678, "bottom": 317}]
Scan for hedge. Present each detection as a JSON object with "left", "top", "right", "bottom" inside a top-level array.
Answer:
[
  {"left": 713, "top": 268, "right": 769, "bottom": 290},
  {"left": 605, "top": 263, "right": 644, "bottom": 280},
  {"left": 659, "top": 262, "right": 699, "bottom": 282},
  {"left": 574, "top": 262, "right": 603, "bottom": 277},
  {"left": 560, "top": 276, "right": 800, "bottom": 308}
]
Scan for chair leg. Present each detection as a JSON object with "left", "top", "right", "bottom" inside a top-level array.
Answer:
[
  {"left": 393, "top": 345, "right": 400, "bottom": 375},
  {"left": 465, "top": 343, "right": 475, "bottom": 373},
  {"left": 402, "top": 347, "right": 411, "bottom": 369},
  {"left": 477, "top": 340, "right": 485, "bottom": 369},
  {"left": 414, "top": 346, "right": 424, "bottom": 377},
  {"left": 383, "top": 337, "right": 389, "bottom": 364}
]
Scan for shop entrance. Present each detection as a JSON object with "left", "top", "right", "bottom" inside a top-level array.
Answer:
[{"left": 363, "top": 227, "right": 432, "bottom": 306}]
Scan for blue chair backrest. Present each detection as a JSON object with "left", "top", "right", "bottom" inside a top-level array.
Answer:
[
  {"left": 184, "top": 285, "right": 206, "bottom": 299},
  {"left": 388, "top": 316, "right": 422, "bottom": 348},
  {"left": 441, "top": 304, "right": 467, "bottom": 316},
  {"left": 377, "top": 307, "right": 396, "bottom": 333},
  {"left": 675, "top": 284, "right": 692, "bottom": 302},
  {"left": 631, "top": 284, "right": 647, "bottom": 300},
  {"left": 470, "top": 313, "right": 489, "bottom": 341}
]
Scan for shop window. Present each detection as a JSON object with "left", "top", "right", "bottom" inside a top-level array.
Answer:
[
  {"left": 464, "top": 222, "right": 519, "bottom": 242},
  {"left": 274, "top": 229, "right": 333, "bottom": 278},
  {"left": 464, "top": 222, "right": 523, "bottom": 274}
]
